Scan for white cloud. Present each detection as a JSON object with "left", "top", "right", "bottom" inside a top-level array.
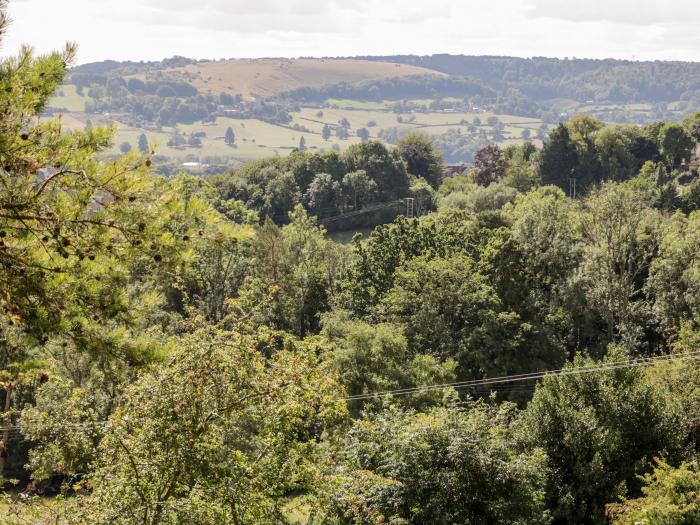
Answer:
[
  {"left": 524, "top": 0, "right": 700, "bottom": 25},
  {"left": 3, "top": 0, "right": 700, "bottom": 64}
]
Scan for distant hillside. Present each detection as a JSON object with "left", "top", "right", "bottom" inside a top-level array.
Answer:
[
  {"left": 73, "top": 54, "right": 700, "bottom": 108},
  {"left": 71, "top": 56, "right": 198, "bottom": 76},
  {"left": 124, "top": 58, "right": 444, "bottom": 100},
  {"left": 51, "top": 53, "right": 700, "bottom": 169},
  {"left": 356, "top": 54, "right": 700, "bottom": 106}
]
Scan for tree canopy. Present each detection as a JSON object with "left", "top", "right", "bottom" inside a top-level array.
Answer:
[{"left": 3, "top": 8, "right": 700, "bottom": 524}]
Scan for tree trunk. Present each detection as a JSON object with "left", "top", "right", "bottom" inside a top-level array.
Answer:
[{"left": 0, "top": 382, "right": 13, "bottom": 478}]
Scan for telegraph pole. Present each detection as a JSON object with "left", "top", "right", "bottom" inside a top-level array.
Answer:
[
  {"left": 569, "top": 168, "right": 576, "bottom": 199},
  {"left": 405, "top": 197, "right": 415, "bottom": 218}
]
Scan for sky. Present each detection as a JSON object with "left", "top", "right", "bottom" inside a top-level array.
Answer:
[{"left": 4, "top": 0, "right": 700, "bottom": 64}]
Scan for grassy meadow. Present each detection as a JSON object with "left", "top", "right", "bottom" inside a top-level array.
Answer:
[
  {"left": 46, "top": 83, "right": 548, "bottom": 164},
  {"left": 49, "top": 79, "right": 672, "bottom": 167},
  {"left": 130, "top": 58, "right": 442, "bottom": 99}
]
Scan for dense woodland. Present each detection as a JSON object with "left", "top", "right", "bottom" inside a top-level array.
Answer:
[
  {"left": 71, "top": 77, "right": 291, "bottom": 128},
  {"left": 3, "top": 7, "right": 700, "bottom": 525},
  {"left": 362, "top": 54, "right": 700, "bottom": 106},
  {"left": 208, "top": 133, "right": 444, "bottom": 228}
]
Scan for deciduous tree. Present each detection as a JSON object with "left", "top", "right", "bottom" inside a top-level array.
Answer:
[
  {"left": 72, "top": 328, "right": 345, "bottom": 525},
  {"left": 538, "top": 123, "right": 578, "bottom": 190},
  {"left": 319, "top": 404, "right": 550, "bottom": 524},
  {"left": 397, "top": 132, "right": 444, "bottom": 188},
  {"left": 224, "top": 126, "right": 235, "bottom": 146},
  {"left": 473, "top": 144, "right": 506, "bottom": 186},
  {"left": 520, "top": 350, "right": 688, "bottom": 525}
]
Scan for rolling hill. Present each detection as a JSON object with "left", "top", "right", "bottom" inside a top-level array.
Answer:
[
  {"left": 50, "top": 53, "right": 700, "bottom": 171},
  {"left": 130, "top": 58, "right": 444, "bottom": 99}
]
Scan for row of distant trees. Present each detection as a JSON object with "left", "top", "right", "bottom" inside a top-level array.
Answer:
[
  {"left": 320, "top": 123, "right": 370, "bottom": 141},
  {"left": 119, "top": 133, "right": 150, "bottom": 154},
  {"left": 130, "top": 122, "right": 371, "bottom": 156},
  {"left": 120, "top": 127, "right": 238, "bottom": 153}
]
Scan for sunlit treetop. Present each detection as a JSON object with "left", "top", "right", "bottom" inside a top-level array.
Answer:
[{"left": 0, "top": 2, "right": 245, "bottom": 348}]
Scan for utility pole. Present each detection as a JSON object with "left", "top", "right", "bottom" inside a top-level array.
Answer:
[
  {"left": 405, "top": 197, "right": 414, "bottom": 218},
  {"left": 0, "top": 382, "right": 13, "bottom": 478}
]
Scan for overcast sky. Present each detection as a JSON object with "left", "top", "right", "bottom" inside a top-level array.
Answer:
[{"left": 4, "top": 0, "right": 700, "bottom": 64}]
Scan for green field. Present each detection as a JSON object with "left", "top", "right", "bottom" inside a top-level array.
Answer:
[
  {"left": 291, "top": 106, "right": 545, "bottom": 141},
  {"left": 325, "top": 97, "right": 467, "bottom": 111},
  {"left": 546, "top": 97, "right": 683, "bottom": 122},
  {"left": 47, "top": 113, "right": 361, "bottom": 162},
  {"left": 44, "top": 87, "right": 550, "bottom": 165},
  {"left": 48, "top": 84, "right": 87, "bottom": 112},
  {"left": 169, "top": 117, "right": 361, "bottom": 160},
  {"left": 47, "top": 110, "right": 546, "bottom": 165},
  {"left": 325, "top": 98, "right": 392, "bottom": 110}
]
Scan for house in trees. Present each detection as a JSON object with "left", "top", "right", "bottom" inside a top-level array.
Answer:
[{"left": 443, "top": 163, "right": 469, "bottom": 177}]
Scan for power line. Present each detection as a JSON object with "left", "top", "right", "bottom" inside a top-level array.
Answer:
[
  {"left": 1, "top": 353, "right": 697, "bottom": 433},
  {"left": 266, "top": 199, "right": 403, "bottom": 224},
  {"left": 342, "top": 351, "right": 700, "bottom": 402},
  {"left": 345, "top": 352, "right": 700, "bottom": 401},
  {"left": 318, "top": 200, "right": 403, "bottom": 224},
  {"left": 344, "top": 351, "right": 700, "bottom": 401}
]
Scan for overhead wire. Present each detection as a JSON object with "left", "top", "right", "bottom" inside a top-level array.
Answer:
[
  {"left": 342, "top": 350, "right": 700, "bottom": 401},
  {"left": 0, "top": 351, "right": 697, "bottom": 432},
  {"left": 317, "top": 200, "right": 404, "bottom": 224}
]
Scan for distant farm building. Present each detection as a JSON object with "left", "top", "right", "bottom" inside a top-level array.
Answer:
[{"left": 443, "top": 164, "right": 469, "bottom": 177}]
